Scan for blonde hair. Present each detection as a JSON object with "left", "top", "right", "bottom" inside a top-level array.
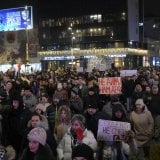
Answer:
[{"left": 56, "top": 105, "right": 71, "bottom": 124}]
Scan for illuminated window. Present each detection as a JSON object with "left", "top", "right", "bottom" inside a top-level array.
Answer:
[{"left": 90, "top": 14, "right": 102, "bottom": 22}]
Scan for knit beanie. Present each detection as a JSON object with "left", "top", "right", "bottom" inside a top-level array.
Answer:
[
  {"left": 28, "top": 127, "right": 47, "bottom": 146},
  {"left": 72, "top": 143, "right": 94, "bottom": 160}
]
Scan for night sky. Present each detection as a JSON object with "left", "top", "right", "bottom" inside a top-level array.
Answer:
[
  {"left": 38, "top": 0, "right": 160, "bottom": 17},
  {"left": 0, "top": 0, "right": 160, "bottom": 17},
  {"left": 145, "top": 0, "right": 160, "bottom": 16}
]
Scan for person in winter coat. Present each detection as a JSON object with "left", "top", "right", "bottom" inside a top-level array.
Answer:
[
  {"left": 20, "top": 127, "right": 54, "bottom": 160},
  {"left": 147, "top": 85, "right": 160, "bottom": 141},
  {"left": 46, "top": 94, "right": 61, "bottom": 132},
  {"left": 23, "top": 86, "right": 37, "bottom": 112},
  {"left": 1, "top": 94, "right": 32, "bottom": 158},
  {"left": 20, "top": 112, "right": 57, "bottom": 158},
  {"left": 102, "top": 95, "right": 127, "bottom": 119},
  {"left": 130, "top": 98, "right": 154, "bottom": 160},
  {"left": 84, "top": 102, "right": 110, "bottom": 139},
  {"left": 68, "top": 88, "right": 83, "bottom": 114},
  {"left": 39, "top": 94, "right": 51, "bottom": 112},
  {"left": 97, "top": 104, "right": 137, "bottom": 160},
  {"left": 98, "top": 103, "right": 137, "bottom": 160},
  {"left": 131, "top": 84, "right": 143, "bottom": 107},
  {"left": 83, "top": 87, "right": 99, "bottom": 110},
  {"left": 57, "top": 114, "right": 97, "bottom": 160},
  {"left": 122, "top": 76, "right": 135, "bottom": 112},
  {"left": 54, "top": 105, "right": 71, "bottom": 143}
]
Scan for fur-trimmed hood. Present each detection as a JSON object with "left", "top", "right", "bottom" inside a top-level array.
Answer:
[
  {"left": 27, "top": 115, "right": 49, "bottom": 131},
  {"left": 0, "top": 145, "right": 16, "bottom": 160}
]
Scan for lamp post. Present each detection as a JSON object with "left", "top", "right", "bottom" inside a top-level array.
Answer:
[{"left": 25, "top": 6, "right": 30, "bottom": 73}]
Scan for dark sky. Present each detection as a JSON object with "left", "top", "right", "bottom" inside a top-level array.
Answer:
[
  {"left": 0, "top": 0, "right": 160, "bottom": 17},
  {"left": 145, "top": 0, "right": 160, "bottom": 16},
  {"left": 38, "top": 0, "right": 160, "bottom": 17}
]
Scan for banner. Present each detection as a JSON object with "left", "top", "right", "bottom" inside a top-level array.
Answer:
[
  {"left": 120, "top": 70, "right": 137, "bottom": 77},
  {"left": 98, "top": 77, "right": 122, "bottom": 94},
  {"left": 97, "top": 119, "right": 131, "bottom": 141}
]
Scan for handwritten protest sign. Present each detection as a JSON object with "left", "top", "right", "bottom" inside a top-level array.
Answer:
[
  {"left": 98, "top": 77, "right": 122, "bottom": 94},
  {"left": 120, "top": 70, "right": 137, "bottom": 77},
  {"left": 97, "top": 119, "right": 131, "bottom": 141}
]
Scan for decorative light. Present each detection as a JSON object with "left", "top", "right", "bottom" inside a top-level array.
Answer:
[{"left": 38, "top": 48, "right": 149, "bottom": 56}]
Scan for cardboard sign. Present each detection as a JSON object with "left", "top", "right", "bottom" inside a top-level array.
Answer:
[
  {"left": 98, "top": 77, "right": 122, "bottom": 94},
  {"left": 97, "top": 119, "right": 131, "bottom": 141},
  {"left": 120, "top": 70, "right": 137, "bottom": 77}
]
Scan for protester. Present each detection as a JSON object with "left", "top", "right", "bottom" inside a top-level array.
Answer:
[
  {"left": 46, "top": 94, "right": 61, "bottom": 132},
  {"left": 84, "top": 102, "right": 110, "bottom": 138},
  {"left": 23, "top": 86, "right": 37, "bottom": 112},
  {"left": 20, "top": 112, "right": 57, "bottom": 158},
  {"left": 130, "top": 98, "right": 154, "bottom": 159},
  {"left": 20, "top": 127, "right": 54, "bottom": 160},
  {"left": 39, "top": 93, "right": 51, "bottom": 111},
  {"left": 57, "top": 114, "right": 97, "bottom": 160},
  {"left": 54, "top": 105, "right": 71, "bottom": 143},
  {"left": 68, "top": 88, "right": 83, "bottom": 114},
  {"left": 0, "top": 66, "right": 160, "bottom": 160},
  {"left": 131, "top": 84, "right": 143, "bottom": 106},
  {"left": 1, "top": 94, "right": 32, "bottom": 158},
  {"left": 98, "top": 103, "right": 137, "bottom": 160}
]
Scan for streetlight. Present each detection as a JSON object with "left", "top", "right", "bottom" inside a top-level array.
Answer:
[{"left": 25, "top": 5, "right": 30, "bottom": 73}]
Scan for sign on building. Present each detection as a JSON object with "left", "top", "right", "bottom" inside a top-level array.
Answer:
[{"left": 0, "top": 6, "right": 33, "bottom": 31}]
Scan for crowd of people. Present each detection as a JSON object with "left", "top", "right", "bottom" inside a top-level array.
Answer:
[{"left": 0, "top": 66, "right": 159, "bottom": 160}]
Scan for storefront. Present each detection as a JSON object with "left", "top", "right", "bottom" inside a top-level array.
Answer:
[{"left": 38, "top": 48, "right": 149, "bottom": 71}]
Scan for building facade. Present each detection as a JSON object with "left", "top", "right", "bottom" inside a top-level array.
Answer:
[
  {"left": 38, "top": 0, "right": 148, "bottom": 70},
  {"left": 0, "top": 0, "right": 149, "bottom": 72}
]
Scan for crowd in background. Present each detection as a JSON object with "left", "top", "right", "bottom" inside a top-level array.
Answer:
[{"left": 0, "top": 66, "right": 159, "bottom": 160}]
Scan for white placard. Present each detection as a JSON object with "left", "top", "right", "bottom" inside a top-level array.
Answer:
[
  {"left": 97, "top": 119, "right": 131, "bottom": 141},
  {"left": 120, "top": 70, "right": 137, "bottom": 77}
]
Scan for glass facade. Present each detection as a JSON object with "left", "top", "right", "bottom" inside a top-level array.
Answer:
[{"left": 39, "top": 11, "right": 128, "bottom": 51}]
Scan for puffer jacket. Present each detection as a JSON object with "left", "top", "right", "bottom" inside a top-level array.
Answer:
[{"left": 57, "top": 128, "right": 97, "bottom": 160}]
